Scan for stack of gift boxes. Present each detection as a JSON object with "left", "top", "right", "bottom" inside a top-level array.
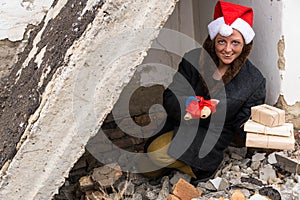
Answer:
[{"left": 244, "top": 104, "right": 295, "bottom": 150}]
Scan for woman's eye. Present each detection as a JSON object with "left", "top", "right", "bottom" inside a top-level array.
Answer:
[
  {"left": 217, "top": 40, "right": 225, "bottom": 45},
  {"left": 232, "top": 41, "right": 241, "bottom": 46}
]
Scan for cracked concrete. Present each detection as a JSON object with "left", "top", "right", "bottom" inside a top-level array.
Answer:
[{"left": 0, "top": 0, "right": 178, "bottom": 199}]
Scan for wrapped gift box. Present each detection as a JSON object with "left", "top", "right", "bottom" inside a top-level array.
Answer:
[
  {"left": 245, "top": 131, "right": 295, "bottom": 150},
  {"left": 244, "top": 120, "right": 293, "bottom": 137},
  {"left": 251, "top": 104, "right": 285, "bottom": 127}
]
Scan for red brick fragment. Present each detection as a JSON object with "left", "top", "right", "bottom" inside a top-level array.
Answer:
[
  {"left": 167, "top": 194, "right": 181, "bottom": 200},
  {"left": 172, "top": 178, "right": 203, "bottom": 200}
]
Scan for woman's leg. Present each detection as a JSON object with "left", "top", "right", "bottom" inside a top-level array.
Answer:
[
  {"left": 147, "top": 131, "right": 197, "bottom": 178},
  {"left": 137, "top": 153, "right": 170, "bottom": 178}
]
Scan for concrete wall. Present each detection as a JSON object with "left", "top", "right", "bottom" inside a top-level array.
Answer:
[{"left": 281, "top": 0, "right": 300, "bottom": 105}]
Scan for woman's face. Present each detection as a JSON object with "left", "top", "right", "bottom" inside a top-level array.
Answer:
[{"left": 214, "top": 29, "right": 245, "bottom": 65}]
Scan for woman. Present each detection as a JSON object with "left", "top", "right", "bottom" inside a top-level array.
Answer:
[{"left": 142, "top": 1, "right": 266, "bottom": 182}]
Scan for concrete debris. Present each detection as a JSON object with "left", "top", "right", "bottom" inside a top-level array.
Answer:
[
  {"left": 275, "top": 151, "right": 300, "bottom": 174},
  {"left": 208, "top": 177, "right": 229, "bottom": 191},
  {"left": 248, "top": 193, "right": 268, "bottom": 200},
  {"left": 157, "top": 176, "right": 170, "bottom": 200},
  {"left": 259, "top": 164, "right": 277, "bottom": 184},
  {"left": 92, "top": 163, "right": 122, "bottom": 188},
  {"left": 228, "top": 146, "right": 247, "bottom": 160},
  {"left": 170, "top": 171, "right": 192, "bottom": 185},
  {"left": 252, "top": 153, "right": 266, "bottom": 162},
  {"left": 79, "top": 175, "right": 94, "bottom": 192},
  {"left": 209, "top": 177, "right": 222, "bottom": 190},
  {"left": 267, "top": 152, "right": 277, "bottom": 164},
  {"left": 54, "top": 147, "right": 300, "bottom": 200}
]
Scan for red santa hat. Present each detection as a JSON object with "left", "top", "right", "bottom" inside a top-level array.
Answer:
[{"left": 207, "top": 1, "right": 255, "bottom": 44}]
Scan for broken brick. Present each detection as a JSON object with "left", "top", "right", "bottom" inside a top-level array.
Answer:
[
  {"left": 167, "top": 194, "right": 181, "bottom": 200},
  {"left": 230, "top": 190, "right": 246, "bottom": 200},
  {"left": 172, "top": 178, "right": 202, "bottom": 200}
]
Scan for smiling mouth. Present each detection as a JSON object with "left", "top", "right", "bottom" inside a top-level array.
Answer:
[{"left": 224, "top": 53, "right": 232, "bottom": 58}]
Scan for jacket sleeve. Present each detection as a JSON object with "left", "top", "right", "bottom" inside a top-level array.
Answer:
[
  {"left": 163, "top": 53, "right": 199, "bottom": 125},
  {"left": 233, "top": 78, "right": 266, "bottom": 134}
]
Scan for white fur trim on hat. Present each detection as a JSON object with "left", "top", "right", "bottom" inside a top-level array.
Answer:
[
  {"left": 219, "top": 24, "right": 233, "bottom": 37},
  {"left": 231, "top": 18, "right": 255, "bottom": 44},
  {"left": 208, "top": 17, "right": 225, "bottom": 41},
  {"left": 208, "top": 17, "right": 255, "bottom": 44}
]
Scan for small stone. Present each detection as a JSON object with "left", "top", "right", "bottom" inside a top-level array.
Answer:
[
  {"left": 231, "top": 165, "right": 240, "bottom": 172},
  {"left": 79, "top": 175, "right": 94, "bottom": 192},
  {"left": 222, "top": 163, "right": 232, "bottom": 174},
  {"left": 170, "top": 171, "right": 192, "bottom": 185},
  {"left": 259, "top": 164, "right": 277, "bottom": 183},
  {"left": 229, "top": 171, "right": 242, "bottom": 180},
  {"left": 240, "top": 158, "right": 251, "bottom": 168},
  {"left": 131, "top": 193, "right": 143, "bottom": 200},
  {"left": 230, "top": 190, "right": 246, "bottom": 200},
  {"left": 209, "top": 177, "right": 222, "bottom": 190},
  {"left": 228, "top": 146, "right": 247, "bottom": 159},
  {"left": 259, "top": 186, "right": 282, "bottom": 200},
  {"left": 231, "top": 153, "right": 244, "bottom": 160},
  {"left": 117, "top": 181, "right": 135, "bottom": 196},
  {"left": 250, "top": 161, "right": 261, "bottom": 171},
  {"left": 157, "top": 176, "right": 170, "bottom": 200},
  {"left": 85, "top": 190, "right": 105, "bottom": 200},
  {"left": 244, "top": 167, "right": 254, "bottom": 174},
  {"left": 267, "top": 152, "right": 277, "bottom": 164},
  {"left": 249, "top": 193, "right": 268, "bottom": 200},
  {"left": 203, "top": 181, "right": 217, "bottom": 191},
  {"left": 252, "top": 153, "right": 266, "bottom": 162},
  {"left": 218, "top": 178, "right": 230, "bottom": 191},
  {"left": 146, "top": 190, "right": 158, "bottom": 200},
  {"left": 92, "top": 163, "right": 122, "bottom": 188}
]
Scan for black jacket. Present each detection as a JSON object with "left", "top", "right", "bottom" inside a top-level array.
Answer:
[{"left": 145, "top": 45, "right": 266, "bottom": 176}]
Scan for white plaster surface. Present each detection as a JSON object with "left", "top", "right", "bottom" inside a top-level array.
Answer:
[
  {"left": 0, "top": 0, "right": 178, "bottom": 199},
  {"left": 281, "top": 0, "right": 300, "bottom": 105},
  {"left": 0, "top": 0, "right": 54, "bottom": 41},
  {"left": 250, "top": 0, "right": 283, "bottom": 105}
]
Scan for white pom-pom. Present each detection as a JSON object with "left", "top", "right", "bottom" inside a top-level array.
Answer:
[{"left": 219, "top": 24, "right": 233, "bottom": 37}]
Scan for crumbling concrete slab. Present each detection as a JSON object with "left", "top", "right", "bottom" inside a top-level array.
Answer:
[
  {"left": 0, "top": 0, "right": 178, "bottom": 199},
  {"left": 275, "top": 152, "right": 300, "bottom": 174}
]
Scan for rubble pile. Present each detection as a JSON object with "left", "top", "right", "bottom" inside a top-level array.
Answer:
[{"left": 54, "top": 141, "right": 300, "bottom": 200}]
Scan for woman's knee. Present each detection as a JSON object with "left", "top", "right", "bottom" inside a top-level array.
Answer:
[
  {"left": 147, "top": 131, "right": 176, "bottom": 167},
  {"left": 147, "top": 131, "right": 174, "bottom": 152}
]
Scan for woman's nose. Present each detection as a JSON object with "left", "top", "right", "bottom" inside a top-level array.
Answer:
[{"left": 224, "top": 43, "right": 232, "bottom": 52}]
